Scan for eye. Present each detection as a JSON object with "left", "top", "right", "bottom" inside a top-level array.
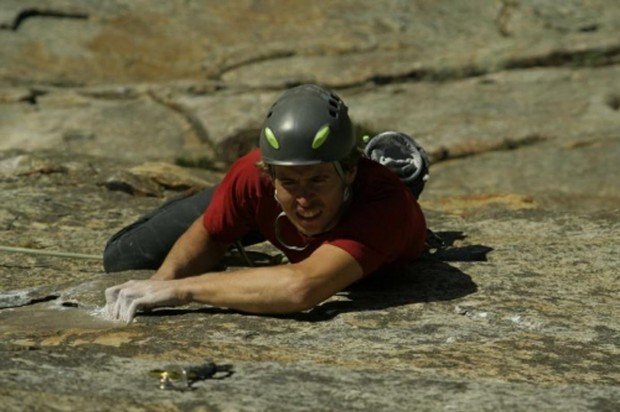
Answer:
[
  {"left": 279, "top": 179, "right": 296, "bottom": 188},
  {"left": 311, "top": 175, "right": 329, "bottom": 184}
]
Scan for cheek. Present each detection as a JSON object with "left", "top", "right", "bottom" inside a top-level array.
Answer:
[
  {"left": 321, "top": 188, "right": 345, "bottom": 210},
  {"left": 275, "top": 187, "right": 295, "bottom": 207}
]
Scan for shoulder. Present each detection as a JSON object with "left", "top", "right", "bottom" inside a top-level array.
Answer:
[
  {"left": 340, "top": 157, "right": 425, "bottom": 235},
  {"left": 221, "top": 149, "right": 270, "bottom": 190},
  {"left": 353, "top": 157, "right": 412, "bottom": 203},
  {"left": 203, "top": 149, "right": 271, "bottom": 239},
  {"left": 325, "top": 158, "right": 427, "bottom": 274}
]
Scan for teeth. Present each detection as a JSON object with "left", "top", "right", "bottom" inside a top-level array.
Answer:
[{"left": 298, "top": 210, "right": 319, "bottom": 219}]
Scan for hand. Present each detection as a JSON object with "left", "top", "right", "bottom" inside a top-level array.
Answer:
[{"left": 104, "top": 279, "right": 186, "bottom": 324}]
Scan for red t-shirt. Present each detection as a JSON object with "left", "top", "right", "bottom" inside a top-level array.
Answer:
[{"left": 203, "top": 149, "right": 427, "bottom": 276}]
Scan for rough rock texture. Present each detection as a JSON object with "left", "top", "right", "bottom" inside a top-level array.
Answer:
[{"left": 1, "top": 1, "right": 619, "bottom": 410}]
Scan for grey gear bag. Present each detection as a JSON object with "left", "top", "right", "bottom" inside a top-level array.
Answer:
[{"left": 363, "top": 131, "right": 430, "bottom": 199}]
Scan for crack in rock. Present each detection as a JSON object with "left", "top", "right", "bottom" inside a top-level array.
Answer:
[
  {"left": 431, "top": 134, "right": 548, "bottom": 163},
  {"left": 219, "top": 42, "right": 619, "bottom": 90},
  {"left": 605, "top": 95, "right": 620, "bottom": 111},
  {"left": 18, "top": 89, "right": 48, "bottom": 105},
  {"left": 373, "top": 65, "right": 488, "bottom": 86},
  {"left": 0, "top": 290, "right": 59, "bottom": 310},
  {"left": 146, "top": 90, "right": 215, "bottom": 150},
  {"left": 504, "top": 45, "right": 620, "bottom": 70},
  {"left": 0, "top": 8, "right": 89, "bottom": 31},
  {"left": 216, "top": 50, "right": 297, "bottom": 79},
  {"left": 364, "top": 44, "right": 620, "bottom": 87},
  {"left": 78, "top": 86, "right": 142, "bottom": 101}
]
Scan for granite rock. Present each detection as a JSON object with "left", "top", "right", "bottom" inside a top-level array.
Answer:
[{"left": 0, "top": 1, "right": 619, "bottom": 410}]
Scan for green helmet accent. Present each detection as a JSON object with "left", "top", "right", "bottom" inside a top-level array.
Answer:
[
  {"left": 259, "top": 84, "right": 355, "bottom": 165},
  {"left": 311, "top": 125, "right": 330, "bottom": 149},
  {"left": 264, "top": 127, "right": 280, "bottom": 150}
]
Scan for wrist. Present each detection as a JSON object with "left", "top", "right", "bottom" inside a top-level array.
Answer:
[
  {"left": 150, "top": 273, "right": 170, "bottom": 281},
  {"left": 150, "top": 270, "right": 176, "bottom": 281},
  {"left": 174, "top": 278, "right": 195, "bottom": 304}
]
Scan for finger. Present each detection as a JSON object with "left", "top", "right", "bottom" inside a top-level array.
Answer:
[
  {"left": 124, "top": 297, "right": 148, "bottom": 324},
  {"left": 119, "top": 287, "right": 140, "bottom": 323},
  {"left": 119, "top": 291, "right": 133, "bottom": 323},
  {"left": 104, "top": 301, "right": 115, "bottom": 320},
  {"left": 104, "top": 286, "right": 121, "bottom": 316},
  {"left": 113, "top": 288, "right": 127, "bottom": 320},
  {"left": 105, "top": 281, "right": 133, "bottom": 317},
  {"left": 104, "top": 285, "right": 121, "bottom": 304}
]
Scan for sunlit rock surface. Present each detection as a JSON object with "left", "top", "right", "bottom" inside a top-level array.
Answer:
[{"left": 1, "top": 1, "right": 619, "bottom": 410}]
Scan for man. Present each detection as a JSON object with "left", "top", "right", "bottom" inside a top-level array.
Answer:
[{"left": 105, "top": 84, "right": 427, "bottom": 323}]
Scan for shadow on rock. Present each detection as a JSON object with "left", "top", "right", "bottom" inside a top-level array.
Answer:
[
  {"left": 427, "top": 231, "right": 494, "bottom": 262},
  {"left": 294, "top": 232, "right": 491, "bottom": 321},
  {"left": 297, "top": 259, "right": 479, "bottom": 322}
]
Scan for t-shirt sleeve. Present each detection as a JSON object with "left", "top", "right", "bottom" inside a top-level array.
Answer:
[{"left": 202, "top": 155, "right": 258, "bottom": 243}]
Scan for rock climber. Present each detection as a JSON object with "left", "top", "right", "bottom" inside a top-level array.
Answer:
[{"left": 104, "top": 84, "right": 428, "bottom": 323}]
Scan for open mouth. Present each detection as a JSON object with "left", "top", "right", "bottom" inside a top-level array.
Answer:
[{"left": 296, "top": 210, "right": 322, "bottom": 222}]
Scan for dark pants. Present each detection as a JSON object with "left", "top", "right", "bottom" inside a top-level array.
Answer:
[{"left": 103, "top": 186, "right": 263, "bottom": 273}]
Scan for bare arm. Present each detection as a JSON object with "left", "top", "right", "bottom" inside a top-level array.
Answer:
[
  {"left": 150, "top": 216, "right": 230, "bottom": 281},
  {"left": 105, "top": 244, "right": 364, "bottom": 322},
  {"left": 177, "top": 244, "right": 363, "bottom": 313}
]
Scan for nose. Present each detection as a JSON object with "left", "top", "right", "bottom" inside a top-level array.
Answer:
[{"left": 295, "top": 187, "right": 315, "bottom": 207}]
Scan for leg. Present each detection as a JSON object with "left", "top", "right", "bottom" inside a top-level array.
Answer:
[{"left": 103, "top": 187, "right": 216, "bottom": 272}]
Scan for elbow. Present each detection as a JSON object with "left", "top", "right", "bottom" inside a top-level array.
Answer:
[{"left": 285, "top": 275, "right": 325, "bottom": 313}]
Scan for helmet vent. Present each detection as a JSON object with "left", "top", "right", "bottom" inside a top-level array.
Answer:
[
  {"left": 267, "top": 110, "right": 273, "bottom": 118},
  {"left": 328, "top": 99, "right": 338, "bottom": 108},
  {"left": 329, "top": 93, "right": 340, "bottom": 102},
  {"left": 328, "top": 109, "right": 337, "bottom": 118}
]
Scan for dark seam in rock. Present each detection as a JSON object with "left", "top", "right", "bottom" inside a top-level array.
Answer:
[
  {"left": 0, "top": 264, "right": 53, "bottom": 269},
  {"left": 334, "top": 45, "right": 619, "bottom": 88},
  {"left": 362, "top": 45, "right": 619, "bottom": 87},
  {"left": 28, "top": 294, "right": 60, "bottom": 304},
  {"left": 78, "top": 89, "right": 140, "bottom": 101},
  {"left": 0, "top": 9, "right": 89, "bottom": 31},
  {"left": 216, "top": 50, "right": 297, "bottom": 79},
  {"left": 430, "top": 134, "right": 548, "bottom": 163},
  {"left": 18, "top": 89, "right": 48, "bottom": 105},
  {"left": 605, "top": 95, "right": 620, "bottom": 111},
  {"left": 375, "top": 65, "right": 488, "bottom": 86},
  {"left": 0, "top": 294, "right": 60, "bottom": 311},
  {"left": 503, "top": 45, "right": 620, "bottom": 70},
  {"left": 61, "top": 301, "right": 79, "bottom": 308},
  {"left": 369, "top": 69, "right": 428, "bottom": 85},
  {"left": 146, "top": 90, "right": 215, "bottom": 150},
  {"left": 578, "top": 24, "right": 599, "bottom": 33}
]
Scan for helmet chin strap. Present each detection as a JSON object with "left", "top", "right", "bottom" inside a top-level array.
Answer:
[
  {"left": 273, "top": 189, "right": 309, "bottom": 251},
  {"left": 333, "top": 161, "right": 346, "bottom": 182},
  {"left": 274, "top": 211, "right": 310, "bottom": 251},
  {"left": 334, "top": 161, "right": 352, "bottom": 203}
]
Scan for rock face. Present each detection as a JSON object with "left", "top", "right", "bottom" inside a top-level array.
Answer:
[{"left": 1, "top": 1, "right": 619, "bottom": 410}]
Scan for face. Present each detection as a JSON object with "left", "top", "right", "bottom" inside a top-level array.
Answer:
[{"left": 273, "top": 162, "right": 356, "bottom": 236}]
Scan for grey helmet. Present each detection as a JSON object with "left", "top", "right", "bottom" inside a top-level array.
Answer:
[{"left": 259, "top": 84, "right": 355, "bottom": 165}]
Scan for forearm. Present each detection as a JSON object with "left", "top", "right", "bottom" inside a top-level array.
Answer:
[
  {"left": 173, "top": 245, "right": 364, "bottom": 314},
  {"left": 152, "top": 217, "right": 228, "bottom": 280},
  {"left": 176, "top": 264, "right": 311, "bottom": 314}
]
